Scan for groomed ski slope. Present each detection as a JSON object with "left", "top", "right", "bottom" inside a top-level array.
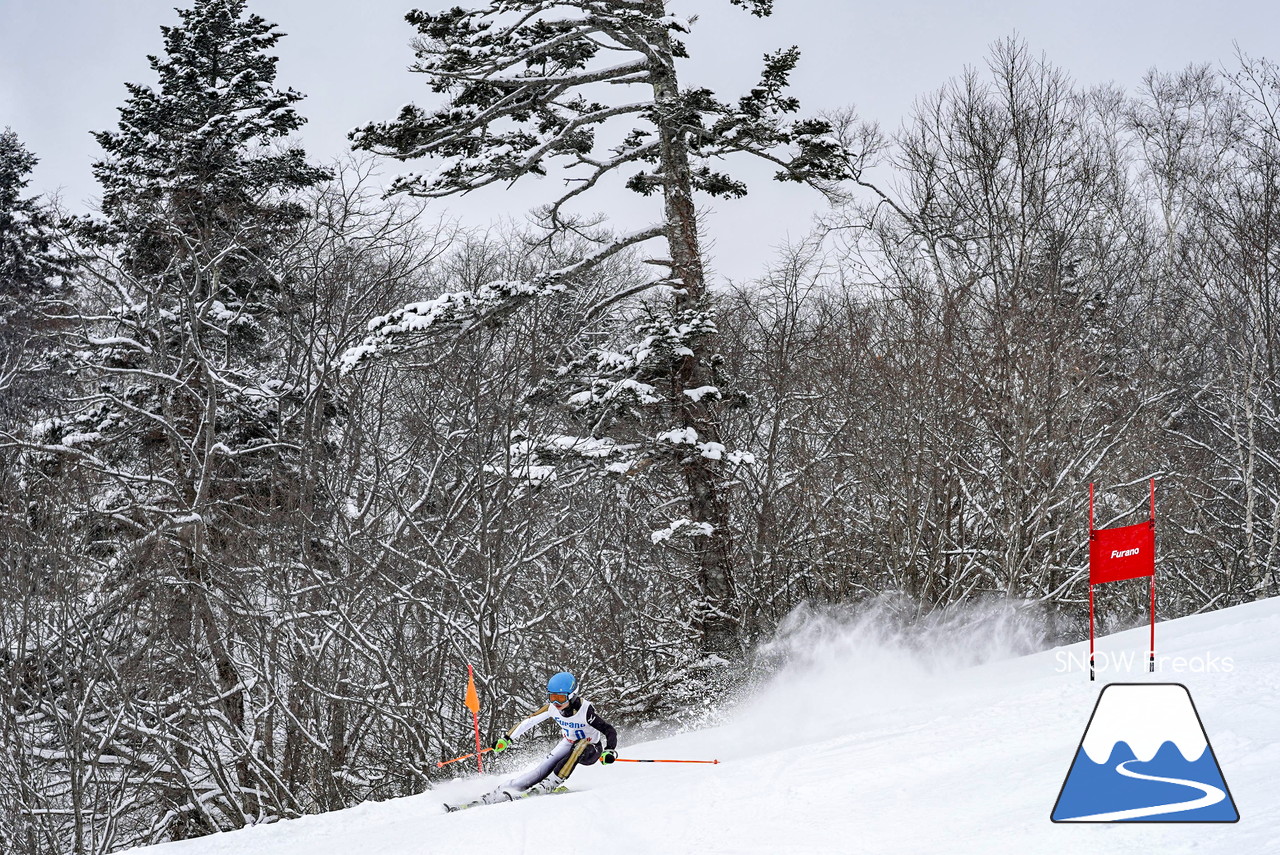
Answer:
[{"left": 124, "top": 598, "right": 1280, "bottom": 855}]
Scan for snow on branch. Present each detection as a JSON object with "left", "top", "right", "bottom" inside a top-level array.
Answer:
[
  {"left": 656, "top": 426, "right": 754, "bottom": 465},
  {"left": 340, "top": 225, "right": 664, "bottom": 373},
  {"left": 651, "top": 518, "right": 715, "bottom": 544},
  {"left": 486, "top": 432, "right": 642, "bottom": 487}
]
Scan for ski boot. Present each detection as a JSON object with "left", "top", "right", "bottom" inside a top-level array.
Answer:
[
  {"left": 479, "top": 787, "right": 517, "bottom": 805},
  {"left": 529, "top": 774, "right": 568, "bottom": 796}
]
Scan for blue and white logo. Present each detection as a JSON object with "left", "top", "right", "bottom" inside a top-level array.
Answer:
[{"left": 1052, "top": 683, "right": 1239, "bottom": 822}]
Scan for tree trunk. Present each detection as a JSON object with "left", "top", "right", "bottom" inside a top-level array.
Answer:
[{"left": 649, "top": 4, "right": 738, "bottom": 654}]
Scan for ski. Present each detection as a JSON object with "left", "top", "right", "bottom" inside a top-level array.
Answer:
[{"left": 444, "top": 786, "right": 570, "bottom": 813}]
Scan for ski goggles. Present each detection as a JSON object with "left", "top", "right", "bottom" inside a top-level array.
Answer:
[{"left": 548, "top": 692, "right": 570, "bottom": 704}]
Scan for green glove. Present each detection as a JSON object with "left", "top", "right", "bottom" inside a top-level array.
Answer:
[
  {"left": 600, "top": 749, "right": 617, "bottom": 765},
  {"left": 492, "top": 737, "right": 510, "bottom": 754}
]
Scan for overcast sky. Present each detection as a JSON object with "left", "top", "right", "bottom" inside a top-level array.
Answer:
[{"left": 2, "top": 0, "right": 1277, "bottom": 282}]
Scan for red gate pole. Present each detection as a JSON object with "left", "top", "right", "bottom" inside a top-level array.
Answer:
[
  {"left": 1149, "top": 478, "right": 1157, "bottom": 673},
  {"left": 1089, "top": 483, "right": 1096, "bottom": 682},
  {"left": 1089, "top": 584, "right": 1096, "bottom": 682},
  {"left": 1149, "top": 575, "right": 1157, "bottom": 673}
]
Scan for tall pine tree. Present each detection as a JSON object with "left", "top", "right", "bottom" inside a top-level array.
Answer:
[
  {"left": 346, "top": 0, "right": 862, "bottom": 653},
  {"left": 30, "top": 0, "right": 328, "bottom": 840}
]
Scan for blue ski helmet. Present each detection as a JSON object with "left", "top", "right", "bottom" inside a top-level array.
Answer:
[{"left": 546, "top": 671, "right": 577, "bottom": 705}]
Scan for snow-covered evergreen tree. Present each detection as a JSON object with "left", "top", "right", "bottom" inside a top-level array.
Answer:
[
  {"left": 0, "top": 129, "right": 61, "bottom": 304},
  {"left": 345, "top": 0, "right": 861, "bottom": 653},
  {"left": 90, "top": 0, "right": 327, "bottom": 282},
  {"left": 24, "top": 0, "right": 328, "bottom": 841},
  {"left": 0, "top": 129, "right": 65, "bottom": 411},
  {"left": 71, "top": 0, "right": 330, "bottom": 509}
]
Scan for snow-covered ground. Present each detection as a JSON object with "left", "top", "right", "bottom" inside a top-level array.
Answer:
[{"left": 123, "top": 598, "right": 1280, "bottom": 855}]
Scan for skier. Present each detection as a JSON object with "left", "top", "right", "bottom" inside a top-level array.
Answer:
[{"left": 478, "top": 671, "right": 618, "bottom": 805}]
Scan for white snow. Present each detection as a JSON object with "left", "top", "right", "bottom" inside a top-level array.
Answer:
[
  {"left": 656, "top": 427, "right": 698, "bottom": 445},
  {"left": 119, "top": 597, "right": 1280, "bottom": 855},
  {"left": 649, "top": 519, "right": 715, "bottom": 544},
  {"left": 682, "top": 385, "right": 719, "bottom": 402},
  {"left": 697, "top": 441, "right": 725, "bottom": 460},
  {"left": 543, "top": 434, "right": 619, "bottom": 458}
]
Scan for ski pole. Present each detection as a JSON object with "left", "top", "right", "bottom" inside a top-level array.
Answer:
[
  {"left": 437, "top": 747, "right": 492, "bottom": 768},
  {"left": 613, "top": 758, "right": 719, "bottom": 764}
]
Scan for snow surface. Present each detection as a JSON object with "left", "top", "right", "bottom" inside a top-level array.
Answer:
[{"left": 121, "top": 598, "right": 1280, "bottom": 855}]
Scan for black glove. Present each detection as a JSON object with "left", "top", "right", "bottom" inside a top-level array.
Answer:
[{"left": 600, "top": 749, "right": 617, "bottom": 765}]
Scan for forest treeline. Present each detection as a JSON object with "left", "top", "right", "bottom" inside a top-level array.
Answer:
[{"left": 2, "top": 1, "right": 1278, "bottom": 852}]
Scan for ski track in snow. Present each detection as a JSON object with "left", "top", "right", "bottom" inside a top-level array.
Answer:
[
  {"left": 1059, "top": 759, "right": 1226, "bottom": 822},
  {"left": 120, "top": 598, "right": 1280, "bottom": 855}
]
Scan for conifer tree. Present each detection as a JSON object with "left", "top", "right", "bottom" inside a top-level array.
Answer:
[
  {"left": 346, "top": 0, "right": 862, "bottom": 653},
  {"left": 0, "top": 129, "right": 65, "bottom": 411},
  {"left": 29, "top": 0, "right": 328, "bottom": 839},
  {"left": 75, "top": 0, "right": 329, "bottom": 554},
  {"left": 91, "top": 0, "right": 326, "bottom": 267}
]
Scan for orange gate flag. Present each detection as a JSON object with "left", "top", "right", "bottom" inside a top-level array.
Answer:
[
  {"left": 466, "top": 665, "right": 483, "bottom": 773},
  {"left": 465, "top": 666, "right": 480, "bottom": 714}
]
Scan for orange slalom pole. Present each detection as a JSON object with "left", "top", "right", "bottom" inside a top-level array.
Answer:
[
  {"left": 613, "top": 758, "right": 719, "bottom": 764},
  {"left": 437, "top": 747, "right": 493, "bottom": 769}
]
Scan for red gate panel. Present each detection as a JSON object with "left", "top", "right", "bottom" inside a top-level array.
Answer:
[{"left": 1089, "top": 520, "right": 1155, "bottom": 584}]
